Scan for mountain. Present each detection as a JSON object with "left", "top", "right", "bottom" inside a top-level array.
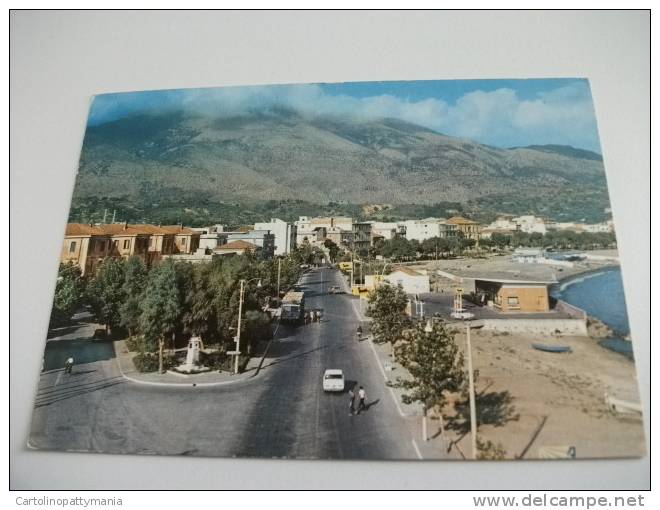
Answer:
[
  {"left": 511, "top": 144, "right": 603, "bottom": 162},
  {"left": 70, "top": 109, "right": 611, "bottom": 225}
]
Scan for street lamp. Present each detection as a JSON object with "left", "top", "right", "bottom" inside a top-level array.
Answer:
[
  {"left": 232, "top": 277, "right": 262, "bottom": 375},
  {"left": 465, "top": 318, "right": 478, "bottom": 459}
]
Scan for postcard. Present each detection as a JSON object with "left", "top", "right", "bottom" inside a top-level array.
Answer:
[{"left": 30, "top": 79, "right": 645, "bottom": 460}]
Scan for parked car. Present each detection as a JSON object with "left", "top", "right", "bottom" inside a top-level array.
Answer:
[
  {"left": 329, "top": 286, "right": 342, "bottom": 294},
  {"left": 322, "top": 369, "right": 345, "bottom": 392}
]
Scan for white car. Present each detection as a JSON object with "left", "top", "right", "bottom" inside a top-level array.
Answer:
[
  {"left": 450, "top": 311, "right": 475, "bottom": 320},
  {"left": 323, "top": 369, "right": 345, "bottom": 392}
]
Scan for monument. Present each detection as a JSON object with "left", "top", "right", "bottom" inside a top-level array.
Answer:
[{"left": 172, "top": 336, "right": 211, "bottom": 374}]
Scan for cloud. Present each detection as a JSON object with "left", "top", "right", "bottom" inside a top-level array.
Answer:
[{"left": 89, "top": 81, "right": 601, "bottom": 152}]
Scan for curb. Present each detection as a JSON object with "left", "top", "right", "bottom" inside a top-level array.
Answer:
[{"left": 112, "top": 342, "right": 256, "bottom": 389}]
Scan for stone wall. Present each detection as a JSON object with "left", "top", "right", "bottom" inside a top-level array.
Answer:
[{"left": 480, "top": 318, "right": 588, "bottom": 336}]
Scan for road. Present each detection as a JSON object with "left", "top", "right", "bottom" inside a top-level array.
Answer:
[{"left": 30, "top": 268, "right": 420, "bottom": 460}]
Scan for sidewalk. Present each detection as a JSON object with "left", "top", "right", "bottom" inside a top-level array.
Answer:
[{"left": 114, "top": 339, "right": 265, "bottom": 387}]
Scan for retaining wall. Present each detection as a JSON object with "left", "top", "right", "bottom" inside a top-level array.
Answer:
[{"left": 480, "top": 318, "right": 588, "bottom": 336}]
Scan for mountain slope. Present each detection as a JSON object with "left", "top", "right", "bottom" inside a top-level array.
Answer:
[{"left": 72, "top": 110, "right": 610, "bottom": 222}]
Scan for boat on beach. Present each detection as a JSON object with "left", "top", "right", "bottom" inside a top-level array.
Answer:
[{"left": 531, "top": 343, "right": 572, "bottom": 353}]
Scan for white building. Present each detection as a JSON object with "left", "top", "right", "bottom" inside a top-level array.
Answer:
[
  {"left": 370, "top": 221, "right": 401, "bottom": 240},
  {"left": 401, "top": 218, "right": 456, "bottom": 242},
  {"left": 254, "top": 218, "right": 296, "bottom": 256},
  {"left": 487, "top": 217, "right": 519, "bottom": 231},
  {"left": 512, "top": 215, "right": 547, "bottom": 234},
  {"left": 384, "top": 266, "right": 430, "bottom": 294}
]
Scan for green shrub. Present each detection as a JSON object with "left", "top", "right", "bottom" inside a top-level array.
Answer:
[{"left": 132, "top": 352, "right": 176, "bottom": 373}]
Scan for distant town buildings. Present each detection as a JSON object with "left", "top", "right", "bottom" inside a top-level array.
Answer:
[{"left": 400, "top": 218, "right": 457, "bottom": 242}]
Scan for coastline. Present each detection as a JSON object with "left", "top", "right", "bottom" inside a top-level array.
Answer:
[{"left": 552, "top": 262, "right": 620, "bottom": 285}]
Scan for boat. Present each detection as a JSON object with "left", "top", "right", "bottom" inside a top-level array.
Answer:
[
  {"left": 604, "top": 393, "right": 643, "bottom": 415},
  {"left": 531, "top": 343, "right": 572, "bottom": 353}
]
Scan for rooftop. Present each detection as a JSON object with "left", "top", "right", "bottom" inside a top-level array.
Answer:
[
  {"left": 390, "top": 266, "right": 424, "bottom": 277},
  {"left": 215, "top": 240, "right": 257, "bottom": 251},
  {"left": 437, "top": 268, "right": 557, "bottom": 285},
  {"left": 446, "top": 216, "right": 481, "bottom": 225}
]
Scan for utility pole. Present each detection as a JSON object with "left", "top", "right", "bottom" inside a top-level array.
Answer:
[
  {"left": 112, "top": 210, "right": 116, "bottom": 223},
  {"left": 277, "top": 258, "right": 281, "bottom": 298},
  {"left": 466, "top": 321, "right": 478, "bottom": 459},
  {"left": 102, "top": 209, "right": 107, "bottom": 224},
  {"left": 234, "top": 280, "right": 245, "bottom": 375}
]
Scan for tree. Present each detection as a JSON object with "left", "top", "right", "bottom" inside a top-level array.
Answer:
[
  {"left": 50, "top": 263, "right": 86, "bottom": 327},
  {"left": 87, "top": 258, "right": 126, "bottom": 336},
  {"left": 139, "top": 261, "right": 181, "bottom": 373},
  {"left": 395, "top": 321, "right": 465, "bottom": 418},
  {"left": 119, "top": 256, "right": 147, "bottom": 337},
  {"left": 181, "top": 262, "right": 218, "bottom": 342},
  {"left": 323, "top": 239, "right": 340, "bottom": 262},
  {"left": 366, "top": 283, "right": 411, "bottom": 345}
]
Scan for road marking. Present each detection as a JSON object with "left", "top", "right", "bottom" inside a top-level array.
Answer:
[
  {"left": 412, "top": 438, "right": 423, "bottom": 460},
  {"left": 54, "top": 370, "right": 64, "bottom": 387}
]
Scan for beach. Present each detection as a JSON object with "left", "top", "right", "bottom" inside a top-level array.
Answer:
[{"left": 445, "top": 327, "right": 645, "bottom": 459}]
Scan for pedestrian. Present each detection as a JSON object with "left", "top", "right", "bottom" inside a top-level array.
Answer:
[
  {"left": 64, "top": 356, "right": 74, "bottom": 374},
  {"left": 348, "top": 388, "right": 356, "bottom": 416},
  {"left": 357, "top": 386, "right": 366, "bottom": 414}
]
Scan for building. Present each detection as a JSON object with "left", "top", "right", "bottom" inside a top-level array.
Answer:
[
  {"left": 213, "top": 240, "right": 260, "bottom": 256},
  {"left": 480, "top": 228, "right": 516, "bottom": 239},
  {"left": 384, "top": 266, "right": 430, "bottom": 294},
  {"left": 487, "top": 215, "right": 519, "bottom": 231},
  {"left": 296, "top": 216, "right": 353, "bottom": 247},
  {"left": 446, "top": 216, "right": 482, "bottom": 239},
  {"left": 61, "top": 223, "right": 203, "bottom": 274},
  {"left": 326, "top": 226, "right": 353, "bottom": 247},
  {"left": 351, "top": 221, "right": 373, "bottom": 252},
  {"left": 473, "top": 277, "right": 552, "bottom": 313},
  {"left": 225, "top": 230, "right": 275, "bottom": 258},
  {"left": 437, "top": 268, "right": 556, "bottom": 313},
  {"left": 158, "top": 225, "right": 200, "bottom": 254},
  {"left": 61, "top": 224, "right": 112, "bottom": 275},
  {"left": 512, "top": 215, "right": 547, "bottom": 234},
  {"left": 401, "top": 218, "right": 457, "bottom": 242},
  {"left": 513, "top": 247, "right": 544, "bottom": 263},
  {"left": 370, "top": 222, "right": 404, "bottom": 241},
  {"left": 254, "top": 218, "right": 296, "bottom": 256}
]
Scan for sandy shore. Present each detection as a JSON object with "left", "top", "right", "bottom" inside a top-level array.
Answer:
[{"left": 444, "top": 328, "right": 645, "bottom": 460}]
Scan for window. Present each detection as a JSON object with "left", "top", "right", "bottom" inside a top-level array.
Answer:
[
  {"left": 123, "top": 239, "right": 130, "bottom": 250},
  {"left": 69, "top": 241, "right": 76, "bottom": 253},
  {"left": 181, "top": 237, "right": 186, "bottom": 246},
  {"left": 507, "top": 296, "right": 519, "bottom": 306}
]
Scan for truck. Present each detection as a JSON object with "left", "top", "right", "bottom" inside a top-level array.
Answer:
[{"left": 281, "top": 291, "right": 305, "bottom": 324}]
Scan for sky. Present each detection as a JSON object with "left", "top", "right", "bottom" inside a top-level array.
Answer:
[{"left": 88, "top": 79, "right": 602, "bottom": 153}]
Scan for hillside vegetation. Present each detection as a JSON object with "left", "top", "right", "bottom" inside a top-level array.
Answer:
[{"left": 70, "top": 109, "right": 611, "bottom": 225}]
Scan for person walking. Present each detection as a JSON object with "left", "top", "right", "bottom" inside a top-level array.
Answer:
[
  {"left": 64, "top": 356, "right": 74, "bottom": 374},
  {"left": 356, "top": 386, "right": 367, "bottom": 414},
  {"left": 348, "top": 388, "right": 356, "bottom": 416}
]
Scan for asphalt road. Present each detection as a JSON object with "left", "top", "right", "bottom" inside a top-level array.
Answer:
[{"left": 30, "top": 268, "right": 419, "bottom": 460}]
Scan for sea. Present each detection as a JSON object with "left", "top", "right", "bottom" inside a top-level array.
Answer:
[{"left": 551, "top": 267, "right": 634, "bottom": 359}]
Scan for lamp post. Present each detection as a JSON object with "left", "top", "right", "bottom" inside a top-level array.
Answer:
[
  {"left": 466, "top": 319, "right": 478, "bottom": 459},
  {"left": 233, "top": 277, "right": 262, "bottom": 374}
]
